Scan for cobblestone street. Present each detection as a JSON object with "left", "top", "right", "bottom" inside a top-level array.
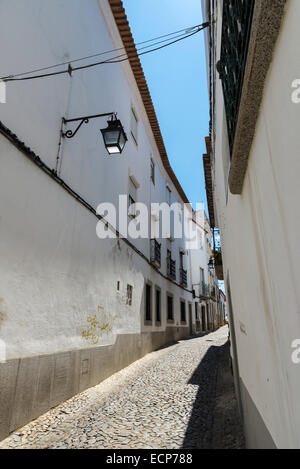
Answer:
[{"left": 0, "top": 326, "right": 244, "bottom": 449}]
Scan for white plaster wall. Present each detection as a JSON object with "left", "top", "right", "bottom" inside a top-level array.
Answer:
[
  {"left": 0, "top": 0, "right": 193, "bottom": 359},
  {"left": 209, "top": 0, "right": 300, "bottom": 448}
]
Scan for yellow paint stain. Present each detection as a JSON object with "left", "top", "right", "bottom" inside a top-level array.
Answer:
[{"left": 81, "top": 305, "right": 117, "bottom": 345}]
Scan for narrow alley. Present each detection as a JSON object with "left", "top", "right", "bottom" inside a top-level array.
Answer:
[{"left": 0, "top": 327, "right": 243, "bottom": 450}]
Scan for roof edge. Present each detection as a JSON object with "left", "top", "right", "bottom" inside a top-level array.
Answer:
[{"left": 108, "top": 0, "right": 189, "bottom": 204}]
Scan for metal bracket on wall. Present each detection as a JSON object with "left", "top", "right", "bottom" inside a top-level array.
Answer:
[{"left": 61, "top": 112, "right": 116, "bottom": 139}]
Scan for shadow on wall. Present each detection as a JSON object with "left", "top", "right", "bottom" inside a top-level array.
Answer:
[{"left": 182, "top": 341, "right": 244, "bottom": 449}]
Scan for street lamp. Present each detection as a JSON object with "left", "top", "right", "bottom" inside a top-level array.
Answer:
[
  {"left": 62, "top": 112, "right": 127, "bottom": 155},
  {"left": 208, "top": 257, "right": 214, "bottom": 272},
  {"left": 100, "top": 117, "right": 128, "bottom": 155}
]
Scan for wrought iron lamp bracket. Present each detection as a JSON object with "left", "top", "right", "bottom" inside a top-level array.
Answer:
[{"left": 62, "top": 112, "right": 116, "bottom": 139}]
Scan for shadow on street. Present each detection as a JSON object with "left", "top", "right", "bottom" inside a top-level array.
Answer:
[{"left": 182, "top": 341, "right": 244, "bottom": 449}]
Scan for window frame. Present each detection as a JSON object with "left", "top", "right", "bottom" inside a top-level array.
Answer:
[
  {"left": 180, "top": 250, "right": 184, "bottom": 270},
  {"left": 150, "top": 158, "right": 155, "bottom": 185},
  {"left": 144, "top": 282, "right": 153, "bottom": 325},
  {"left": 167, "top": 293, "right": 174, "bottom": 323},
  {"left": 128, "top": 177, "right": 138, "bottom": 218},
  {"left": 126, "top": 284, "right": 133, "bottom": 306},
  {"left": 166, "top": 184, "right": 172, "bottom": 206},
  {"left": 130, "top": 107, "right": 138, "bottom": 145},
  {"left": 155, "top": 286, "right": 161, "bottom": 325},
  {"left": 180, "top": 299, "right": 186, "bottom": 324}
]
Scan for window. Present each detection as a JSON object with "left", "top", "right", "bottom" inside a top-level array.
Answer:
[
  {"left": 145, "top": 284, "right": 152, "bottom": 322},
  {"left": 150, "top": 158, "right": 155, "bottom": 185},
  {"left": 200, "top": 268, "right": 204, "bottom": 284},
  {"left": 128, "top": 195, "right": 135, "bottom": 217},
  {"left": 201, "top": 305, "right": 206, "bottom": 331},
  {"left": 117, "top": 281, "right": 120, "bottom": 292},
  {"left": 217, "top": 0, "right": 255, "bottom": 157},
  {"left": 126, "top": 284, "right": 133, "bottom": 306},
  {"left": 200, "top": 268, "right": 204, "bottom": 294},
  {"left": 155, "top": 288, "right": 161, "bottom": 323},
  {"left": 189, "top": 303, "right": 192, "bottom": 320},
  {"left": 178, "top": 207, "right": 182, "bottom": 224},
  {"left": 131, "top": 108, "right": 138, "bottom": 144},
  {"left": 180, "top": 301, "right": 186, "bottom": 323},
  {"left": 197, "top": 228, "right": 203, "bottom": 249},
  {"left": 180, "top": 251, "right": 184, "bottom": 270},
  {"left": 166, "top": 185, "right": 171, "bottom": 205},
  {"left": 195, "top": 302, "right": 199, "bottom": 320},
  {"left": 167, "top": 294, "right": 173, "bottom": 321},
  {"left": 128, "top": 177, "right": 137, "bottom": 218}
]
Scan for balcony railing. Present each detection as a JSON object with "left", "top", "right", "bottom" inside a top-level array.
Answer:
[
  {"left": 217, "top": 0, "right": 255, "bottom": 156},
  {"left": 199, "top": 281, "right": 210, "bottom": 298},
  {"left": 167, "top": 257, "right": 176, "bottom": 280},
  {"left": 150, "top": 239, "right": 161, "bottom": 268},
  {"left": 180, "top": 268, "right": 187, "bottom": 287}
]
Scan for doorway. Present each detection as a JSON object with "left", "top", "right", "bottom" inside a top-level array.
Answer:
[
  {"left": 201, "top": 305, "right": 206, "bottom": 331},
  {"left": 188, "top": 303, "right": 193, "bottom": 335},
  {"left": 206, "top": 304, "right": 210, "bottom": 331}
]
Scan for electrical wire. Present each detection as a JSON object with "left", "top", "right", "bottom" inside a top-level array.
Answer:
[
  {"left": 1, "top": 31, "right": 192, "bottom": 83},
  {"left": 104, "top": 26, "right": 206, "bottom": 65},
  {"left": 73, "top": 27, "right": 201, "bottom": 69},
  {"left": 1, "top": 23, "right": 202, "bottom": 80},
  {"left": 1, "top": 25, "right": 204, "bottom": 81},
  {"left": 1, "top": 22, "right": 210, "bottom": 83},
  {"left": 69, "top": 26, "right": 204, "bottom": 73}
]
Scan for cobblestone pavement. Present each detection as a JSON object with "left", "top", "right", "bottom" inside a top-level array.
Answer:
[{"left": 0, "top": 326, "right": 244, "bottom": 449}]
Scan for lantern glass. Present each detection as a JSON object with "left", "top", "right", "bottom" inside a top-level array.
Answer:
[
  {"left": 103, "top": 130, "right": 120, "bottom": 146},
  {"left": 119, "top": 131, "right": 126, "bottom": 151},
  {"left": 107, "top": 146, "right": 121, "bottom": 155}
]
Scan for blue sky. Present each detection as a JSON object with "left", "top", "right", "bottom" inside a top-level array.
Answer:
[{"left": 123, "top": 0, "right": 210, "bottom": 212}]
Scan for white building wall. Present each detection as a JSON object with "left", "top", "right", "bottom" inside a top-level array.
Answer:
[
  {"left": 0, "top": 0, "right": 193, "bottom": 360},
  {"left": 204, "top": 0, "right": 300, "bottom": 449},
  {"left": 188, "top": 210, "right": 215, "bottom": 331}
]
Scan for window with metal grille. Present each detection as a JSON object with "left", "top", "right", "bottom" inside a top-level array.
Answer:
[
  {"left": 217, "top": 0, "right": 255, "bottom": 157},
  {"left": 126, "top": 284, "right": 133, "bottom": 306}
]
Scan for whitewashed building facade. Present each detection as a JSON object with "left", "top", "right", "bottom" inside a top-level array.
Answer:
[
  {"left": 0, "top": 0, "right": 216, "bottom": 439},
  {"left": 202, "top": 0, "right": 300, "bottom": 449},
  {"left": 189, "top": 209, "right": 220, "bottom": 333}
]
